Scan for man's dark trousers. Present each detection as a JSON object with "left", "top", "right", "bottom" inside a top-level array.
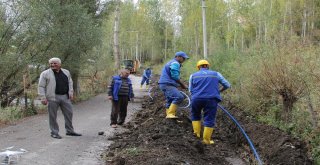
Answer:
[{"left": 111, "top": 96, "right": 129, "bottom": 125}]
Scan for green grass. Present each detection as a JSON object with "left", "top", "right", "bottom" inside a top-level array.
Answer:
[{"left": 125, "top": 147, "right": 141, "bottom": 156}]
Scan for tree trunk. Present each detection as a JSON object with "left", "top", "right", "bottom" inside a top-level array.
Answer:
[
  {"left": 1, "top": 76, "right": 39, "bottom": 108},
  {"left": 71, "top": 70, "right": 80, "bottom": 96},
  {"left": 241, "top": 32, "right": 244, "bottom": 51},
  {"left": 302, "top": 2, "right": 307, "bottom": 42},
  {"left": 233, "top": 28, "right": 237, "bottom": 49},
  {"left": 307, "top": 91, "right": 318, "bottom": 128},
  {"left": 113, "top": 0, "right": 121, "bottom": 71},
  {"left": 165, "top": 25, "right": 167, "bottom": 60},
  {"left": 195, "top": 22, "right": 200, "bottom": 57},
  {"left": 289, "top": 1, "right": 293, "bottom": 36},
  {"left": 264, "top": 0, "right": 272, "bottom": 42},
  {"left": 281, "top": 92, "right": 297, "bottom": 123},
  {"left": 282, "top": 0, "right": 288, "bottom": 40},
  {"left": 310, "top": 0, "right": 315, "bottom": 36}
]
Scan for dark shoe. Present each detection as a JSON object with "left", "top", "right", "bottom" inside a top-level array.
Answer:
[
  {"left": 51, "top": 134, "right": 62, "bottom": 139},
  {"left": 66, "top": 132, "right": 82, "bottom": 136},
  {"left": 117, "top": 122, "right": 124, "bottom": 125}
]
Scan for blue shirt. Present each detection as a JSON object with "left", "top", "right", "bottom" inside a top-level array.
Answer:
[
  {"left": 108, "top": 75, "right": 133, "bottom": 101},
  {"left": 158, "top": 59, "right": 181, "bottom": 87},
  {"left": 143, "top": 69, "right": 152, "bottom": 78},
  {"left": 189, "top": 68, "right": 230, "bottom": 101}
]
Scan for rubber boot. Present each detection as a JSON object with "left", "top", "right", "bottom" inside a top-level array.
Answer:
[
  {"left": 140, "top": 85, "right": 143, "bottom": 89},
  {"left": 192, "top": 121, "right": 201, "bottom": 138},
  {"left": 146, "top": 85, "right": 149, "bottom": 89},
  {"left": 203, "top": 127, "right": 214, "bottom": 144},
  {"left": 166, "top": 104, "right": 178, "bottom": 118}
]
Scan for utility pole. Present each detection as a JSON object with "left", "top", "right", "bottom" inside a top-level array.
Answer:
[{"left": 201, "top": 0, "right": 208, "bottom": 59}]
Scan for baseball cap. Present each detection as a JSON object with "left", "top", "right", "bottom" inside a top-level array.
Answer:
[{"left": 175, "top": 51, "right": 189, "bottom": 59}]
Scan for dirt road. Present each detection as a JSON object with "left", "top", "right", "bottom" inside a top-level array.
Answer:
[{"left": 0, "top": 75, "right": 146, "bottom": 165}]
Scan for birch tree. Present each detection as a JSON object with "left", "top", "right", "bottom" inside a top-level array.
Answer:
[{"left": 113, "top": 0, "right": 121, "bottom": 70}]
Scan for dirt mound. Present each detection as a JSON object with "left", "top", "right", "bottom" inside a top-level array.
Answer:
[
  {"left": 223, "top": 104, "right": 313, "bottom": 164},
  {"left": 103, "top": 76, "right": 313, "bottom": 165}
]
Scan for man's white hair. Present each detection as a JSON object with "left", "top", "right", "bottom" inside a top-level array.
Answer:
[{"left": 49, "top": 57, "right": 61, "bottom": 64}]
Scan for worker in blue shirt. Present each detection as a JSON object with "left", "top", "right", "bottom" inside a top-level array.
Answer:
[
  {"left": 158, "top": 51, "right": 189, "bottom": 118},
  {"left": 140, "top": 67, "right": 152, "bottom": 89},
  {"left": 189, "top": 60, "right": 230, "bottom": 144}
]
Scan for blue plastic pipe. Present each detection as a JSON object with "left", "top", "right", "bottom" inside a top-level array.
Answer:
[
  {"left": 148, "top": 87, "right": 154, "bottom": 100},
  {"left": 179, "top": 91, "right": 191, "bottom": 109},
  {"left": 218, "top": 104, "right": 263, "bottom": 165}
]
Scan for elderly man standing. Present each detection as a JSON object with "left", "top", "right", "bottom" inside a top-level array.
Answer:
[
  {"left": 158, "top": 51, "right": 189, "bottom": 119},
  {"left": 38, "top": 57, "right": 82, "bottom": 139},
  {"left": 189, "top": 60, "right": 230, "bottom": 144},
  {"left": 107, "top": 69, "right": 134, "bottom": 128}
]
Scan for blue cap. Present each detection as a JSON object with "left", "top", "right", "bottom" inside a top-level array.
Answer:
[{"left": 175, "top": 51, "right": 189, "bottom": 59}]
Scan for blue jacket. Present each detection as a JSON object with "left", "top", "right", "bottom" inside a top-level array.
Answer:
[
  {"left": 111, "top": 75, "right": 133, "bottom": 101},
  {"left": 189, "top": 68, "right": 230, "bottom": 101},
  {"left": 158, "top": 59, "right": 181, "bottom": 87},
  {"left": 143, "top": 69, "right": 152, "bottom": 78}
]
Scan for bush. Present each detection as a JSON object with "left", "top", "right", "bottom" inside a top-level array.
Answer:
[
  {"left": 211, "top": 41, "right": 320, "bottom": 162},
  {"left": 0, "top": 107, "right": 23, "bottom": 123}
]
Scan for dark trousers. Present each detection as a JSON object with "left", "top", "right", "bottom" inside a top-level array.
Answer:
[
  {"left": 191, "top": 98, "right": 219, "bottom": 127},
  {"left": 141, "top": 76, "right": 150, "bottom": 85},
  {"left": 110, "top": 96, "right": 129, "bottom": 125},
  {"left": 159, "top": 84, "right": 184, "bottom": 108},
  {"left": 48, "top": 94, "right": 74, "bottom": 135}
]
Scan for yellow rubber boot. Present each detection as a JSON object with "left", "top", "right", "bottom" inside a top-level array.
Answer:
[
  {"left": 192, "top": 121, "right": 201, "bottom": 138},
  {"left": 146, "top": 85, "right": 149, "bottom": 89},
  {"left": 203, "top": 127, "right": 214, "bottom": 144},
  {"left": 166, "top": 104, "right": 178, "bottom": 118},
  {"left": 140, "top": 85, "right": 143, "bottom": 89}
]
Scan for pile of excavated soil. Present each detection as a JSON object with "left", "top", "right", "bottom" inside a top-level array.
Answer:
[{"left": 103, "top": 76, "right": 313, "bottom": 165}]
